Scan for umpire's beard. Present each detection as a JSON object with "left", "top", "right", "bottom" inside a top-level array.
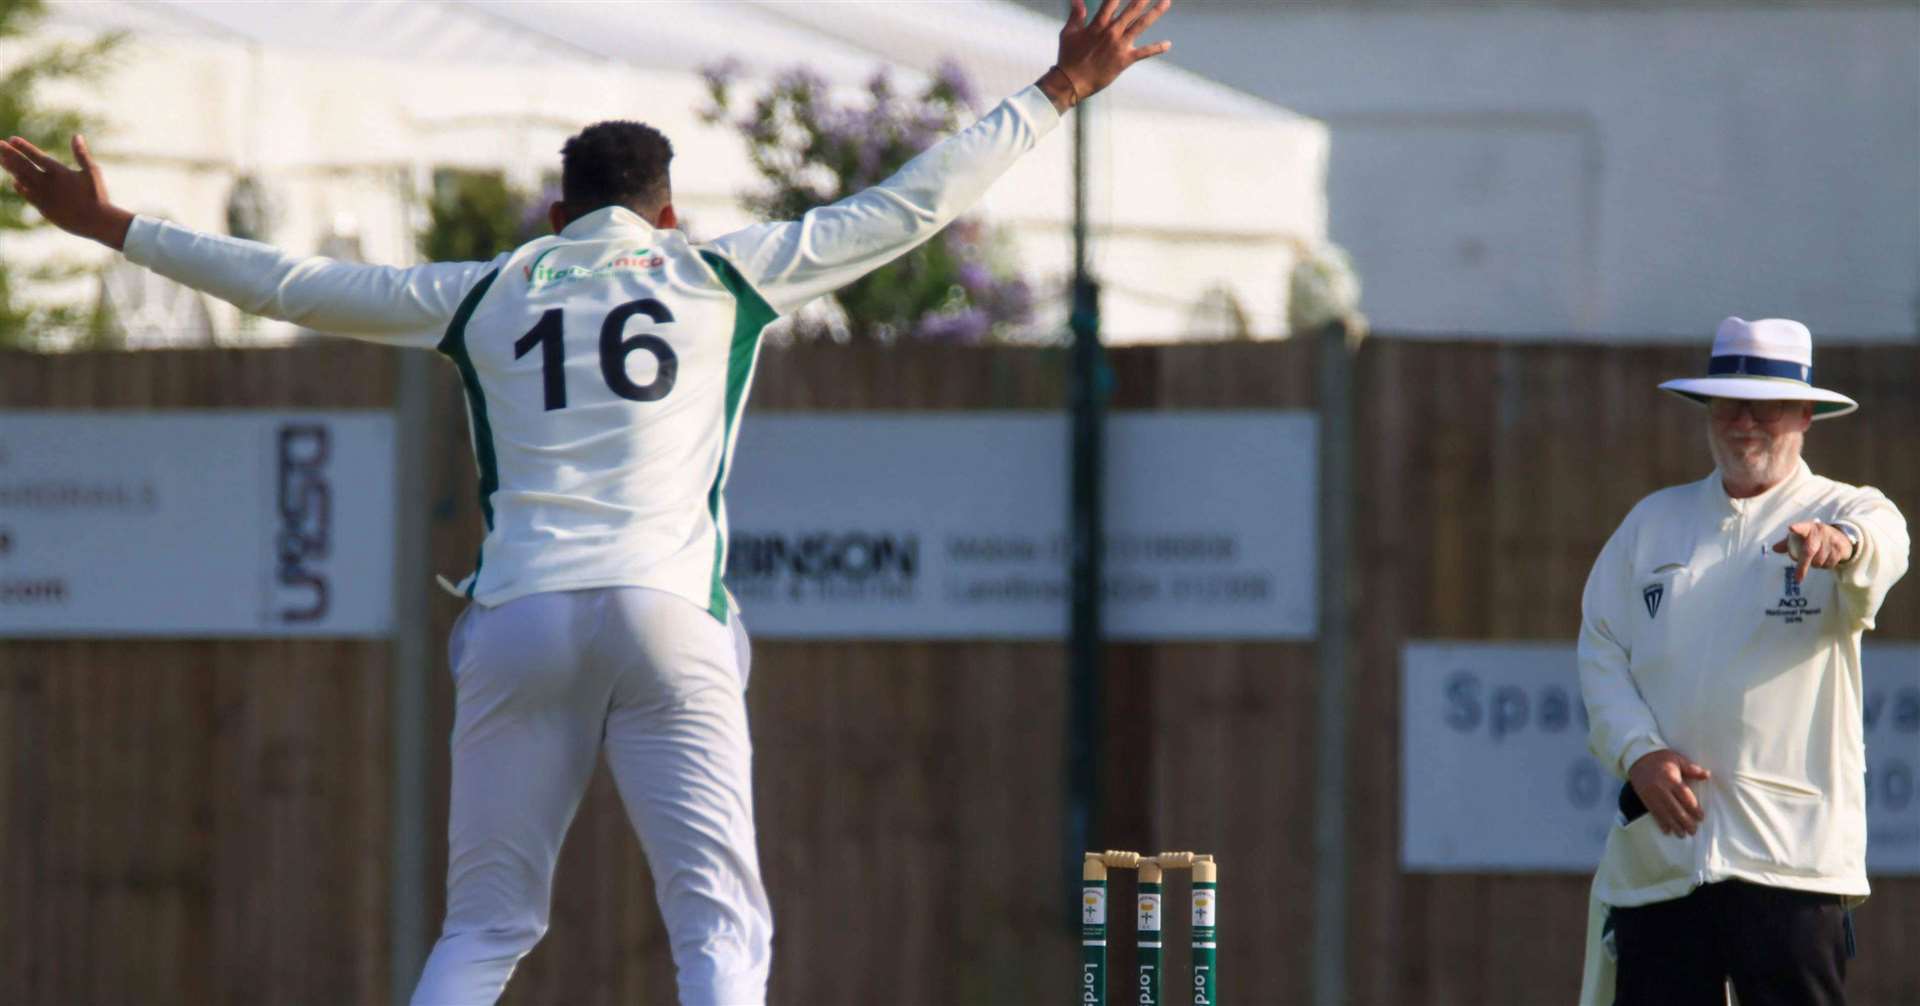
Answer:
[{"left": 1707, "top": 423, "right": 1803, "bottom": 497}]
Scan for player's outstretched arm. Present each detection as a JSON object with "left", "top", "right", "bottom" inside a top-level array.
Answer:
[
  {"left": 705, "top": 0, "right": 1172, "bottom": 317},
  {"left": 1, "top": 134, "right": 495, "bottom": 345}
]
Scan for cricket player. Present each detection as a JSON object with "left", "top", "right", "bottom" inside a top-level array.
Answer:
[
  {"left": 1575, "top": 318, "right": 1909, "bottom": 1006},
  {"left": 0, "top": 2, "right": 1173, "bottom": 1002}
]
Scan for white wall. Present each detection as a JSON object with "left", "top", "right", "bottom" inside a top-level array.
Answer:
[
  {"left": 6, "top": 1, "right": 1327, "bottom": 349},
  {"left": 1138, "top": 3, "right": 1920, "bottom": 340}
]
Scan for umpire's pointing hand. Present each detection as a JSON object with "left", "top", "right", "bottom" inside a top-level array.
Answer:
[
  {"left": 1771, "top": 520, "right": 1855, "bottom": 584},
  {"left": 1628, "top": 749, "right": 1712, "bottom": 837},
  {"left": 1039, "top": 0, "right": 1174, "bottom": 113}
]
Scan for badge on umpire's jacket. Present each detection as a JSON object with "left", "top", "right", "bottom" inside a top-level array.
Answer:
[{"left": 1643, "top": 583, "right": 1664, "bottom": 618}]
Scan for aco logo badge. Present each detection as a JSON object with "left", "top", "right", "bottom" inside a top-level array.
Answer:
[
  {"left": 1642, "top": 583, "right": 1664, "bottom": 619},
  {"left": 1766, "top": 566, "right": 1821, "bottom": 624}
]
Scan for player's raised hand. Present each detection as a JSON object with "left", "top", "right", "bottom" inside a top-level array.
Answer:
[
  {"left": 1039, "top": 0, "right": 1174, "bottom": 112},
  {"left": 0, "top": 135, "right": 133, "bottom": 250}
]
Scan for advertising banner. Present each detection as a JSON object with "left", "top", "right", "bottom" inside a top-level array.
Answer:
[
  {"left": 1402, "top": 641, "right": 1920, "bottom": 874},
  {"left": 724, "top": 412, "right": 1317, "bottom": 640},
  {"left": 0, "top": 411, "right": 395, "bottom": 637}
]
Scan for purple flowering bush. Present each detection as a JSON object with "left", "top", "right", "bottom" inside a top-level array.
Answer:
[{"left": 700, "top": 59, "right": 1033, "bottom": 344}]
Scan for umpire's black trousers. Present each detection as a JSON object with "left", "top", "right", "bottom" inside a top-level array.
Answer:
[{"left": 1612, "top": 880, "right": 1852, "bottom": 1006}]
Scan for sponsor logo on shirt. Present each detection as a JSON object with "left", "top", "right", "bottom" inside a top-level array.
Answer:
[
  {"left": 1642, "top": 583, "right": 1663, "bottom": 619},
  {"left": 1766, "top": 565, "right": 1821, "bottom": 624},
  {"left": 525, "top": 248, "right": 668, "bottom": 289}
]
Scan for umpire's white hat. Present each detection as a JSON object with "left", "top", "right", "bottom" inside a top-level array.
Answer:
[{"left": 1658, "top": 317, "right": 1858, "bottom": 419}]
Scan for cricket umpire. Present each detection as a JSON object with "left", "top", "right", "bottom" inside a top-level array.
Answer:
[
  {"left": 1577, "top": 317, "right": 1910, "bottom": 1005},
  {"left": 0, "top": 2, "right": 1174, "bottom": 1002}
]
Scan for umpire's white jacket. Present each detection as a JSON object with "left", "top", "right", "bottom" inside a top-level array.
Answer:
[{"left": 1579, "top": 460, "right": 1909, "bottom": 908}]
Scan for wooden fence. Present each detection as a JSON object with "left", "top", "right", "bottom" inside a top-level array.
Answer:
[{"left": 1, "top": 338, "right": 1915, "bottom": 1005}]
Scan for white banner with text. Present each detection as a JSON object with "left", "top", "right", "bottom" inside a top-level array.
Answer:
[
  {"left": 0, "top": 411, "right": 395, "bottom": 637},
  {"left": 723, "top": 412, "right": 1317, "bottom": 640},
  {"left": 1402, "top": 641, "right": 1920, "bottom": 875}
]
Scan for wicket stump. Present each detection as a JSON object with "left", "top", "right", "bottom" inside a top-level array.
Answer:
[{"left": 1081, "top": 851, "right": 1217, "bottom": 1006}]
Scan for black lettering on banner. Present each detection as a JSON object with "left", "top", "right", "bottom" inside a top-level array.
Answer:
[
  {"left": 1445, "top": 671, "right": 1482, "bottom": 733},
  {"left": 1864, "top": 685, "right": 1920, "bottom": 814},
  {"left": 946, "top": 535, "right": 1040, "bottom": 562},
  {"left": 1866, "top": 762, "right": 1916, "bottom": 812},
  {"left": 1442, "top": 670, "right": 1591, "bottom": 741},
  {"left": 727, "top": 532, "right": 918, "bottom": 581},
  {"left": 0, "top": 578, "right": 64, "bottom": 603},
  {"left": 1540, "top": 687, "right": 1573, "bottom": 732},
  {"left": 276, "top": 423, "right": 331, "bottom": 623},
  {"left": 1865, "top": 686, "right": 1920, "bottom": 733},
  {"left": 1491, "top": 684, "right": 1529, "bottom": 742},
  {"left": 1567, "top": 758, "right": 1602, "bottom": 809}
]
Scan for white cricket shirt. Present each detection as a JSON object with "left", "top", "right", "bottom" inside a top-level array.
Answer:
[
  {"left": 1579, "top": 460, "right": 1909, "bottom": 906},
  {"left": 122, "top": 85, "right": 1061, "bottom": 620}
]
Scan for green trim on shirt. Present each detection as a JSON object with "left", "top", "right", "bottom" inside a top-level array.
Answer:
[
  {"left": 436, "top": 268, "right": 502, "bottom": 598},
  {"left": 699, "top": 250, "right": 778, "bottom": 622}
]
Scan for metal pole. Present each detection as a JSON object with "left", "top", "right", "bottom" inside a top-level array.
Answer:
[
  {"left": 1071, "top": 37, "right": 1091, "bottom": 283},
  {"left": 1311, "top": 319, "right": 1355, "bottom": 1006},
  {"left": 1066, "top": 269, "right": 1104, "bottom": 897},
  {"left": 389, "top": 350, "right": 434, "bottom": 1004},
  {"left": 1064, "top": 0, "right": 1108, "bottom": 943}
]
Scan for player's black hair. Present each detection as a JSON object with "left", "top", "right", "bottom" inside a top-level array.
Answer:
[{"left": 560, "top": 121, "right": 675, "bottom": 215}]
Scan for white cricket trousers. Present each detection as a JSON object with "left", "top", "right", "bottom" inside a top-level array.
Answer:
[{"left": 410, "top": 587, "right": 773, "bottom": 1006}]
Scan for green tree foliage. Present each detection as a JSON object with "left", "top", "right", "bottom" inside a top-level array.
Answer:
[
  {"left": 418, "top": 169, "right": 537, "bottom": 263},
  {"left": 0, "top": 0, "right": 121, "bottom": 348},
  {"left": 701, "top": 60, "right": 1032, "bottom": 343}
]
